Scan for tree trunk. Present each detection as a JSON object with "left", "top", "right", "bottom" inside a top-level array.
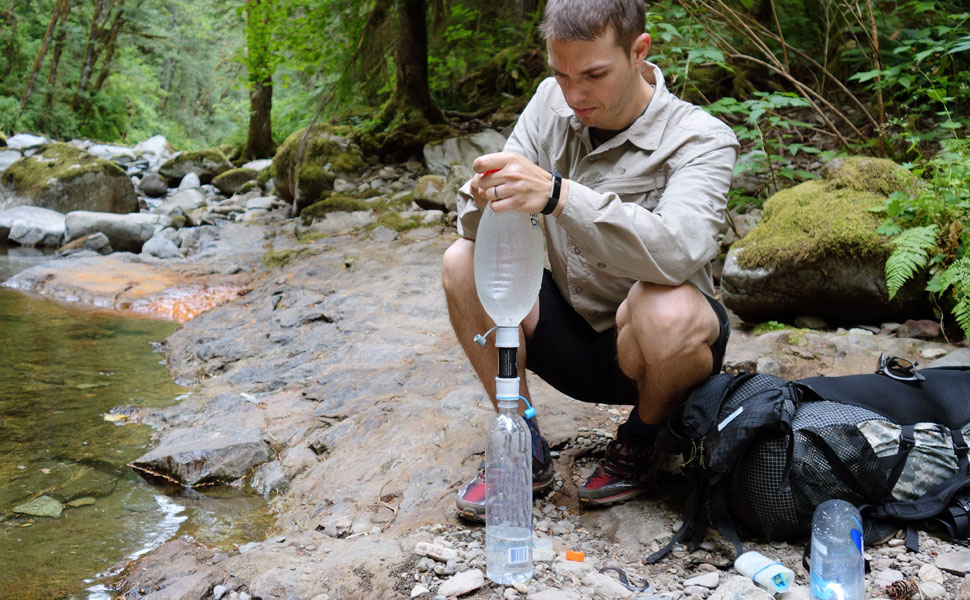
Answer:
[
  {"left": 73, "top": 0, "right": 107, "bottom": 110},
  {"left": 383, "top": 0, "right": 443, "bottom": 124},
  {"left": 42, "top": 25, "right": 69, "bottom": 131},
  {"left": 19, "top": 0, "right": 70, "bottom": 111},
  {"left": 1, "top": 0, "right": 22, "bottom": 81},
  {"left": 91, "top": 3, "right": 125, "bottom": 94},
  {"left": 244, "top": 78, "right": 274, "bottom": 159}
]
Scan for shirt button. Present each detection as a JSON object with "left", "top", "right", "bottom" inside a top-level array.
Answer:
[
  {"left": 575, "top": 287, "right": 583, "bottom": 294},
  {"left": 597, "top": 263, "right": 606, "bottom": 269},
  {"left": 573, "top": 247, "right": 582, "bottom": 255}
]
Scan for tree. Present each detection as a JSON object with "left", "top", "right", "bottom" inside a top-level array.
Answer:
[
  {"left": 380, "top": 0, "right": 443, "bottom": 125},
  {"left": 242, "top": 0, "right": 278, "bottom": 159},
  {"left": 19, "top": 0, "right": 71, "bottom": 112}
]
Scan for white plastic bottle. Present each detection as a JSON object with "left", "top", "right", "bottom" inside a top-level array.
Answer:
[
  {"left": 484, "top": 388, "right": 534, "bottom": 585},
  {"left": 473, "top": 203, "right": 544, "bottom": 329},
  {"left": 735, "top": 550, "right": 794, "bottom": 594},
  {"left": 810, "top": 499, "right": 866, "bottom": 600}
]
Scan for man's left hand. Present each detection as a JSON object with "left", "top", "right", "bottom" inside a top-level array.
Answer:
[{"left": 472, "top": 152, "right": 560, "bottom": 215}]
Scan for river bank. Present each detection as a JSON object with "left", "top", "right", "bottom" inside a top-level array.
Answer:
[{"left": 4, "top": 191, "right": 970, "bottom": 600}]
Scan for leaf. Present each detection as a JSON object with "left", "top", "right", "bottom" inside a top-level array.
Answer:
[
  {"left": 885, "top": 225, "right": 939, "bottom": 299},
  {"left": 849, "top": 69, "right": 884, "bottom": 83}
]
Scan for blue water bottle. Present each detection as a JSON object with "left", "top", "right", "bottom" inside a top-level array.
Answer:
[{"left": 810, "top": 499, "right": 866, "bottom": 600}]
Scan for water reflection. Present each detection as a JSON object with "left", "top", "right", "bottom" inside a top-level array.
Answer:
[{"left": 0, "top": 252, "right": 272, "bottom": 600}]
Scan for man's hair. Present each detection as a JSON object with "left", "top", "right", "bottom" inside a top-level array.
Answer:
[{"left": 539, "top": 0, "right": 646, "bottom": 52}]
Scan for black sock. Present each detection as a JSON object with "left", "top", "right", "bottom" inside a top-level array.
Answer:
[{"left": 616, "top": 406, "right": 663, "bottom": 442}]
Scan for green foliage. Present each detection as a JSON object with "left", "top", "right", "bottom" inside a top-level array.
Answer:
[
  {"left": 885, "top": 225, "right": 938, "bottom": 299},
  {"left": 876, "top": 138, "right": 970, "bottom": 337},
  {"left": 753, "top": 320, "right": 788, "bottom": 334}
]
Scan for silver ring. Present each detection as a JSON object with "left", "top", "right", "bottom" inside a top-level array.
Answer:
[{"left": 493, "top": 185, "right": 500, "bottom": 200}]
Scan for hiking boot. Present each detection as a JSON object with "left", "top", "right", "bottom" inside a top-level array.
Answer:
[
  {"left": 578, "top": 433, "right": 655, "bottom": 506},
  {"left": 455, "top": 436, "right": 554, "bottom": 522}
]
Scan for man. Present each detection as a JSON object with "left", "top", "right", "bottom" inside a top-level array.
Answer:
[{"left": 442, "top": 0, "right": 739, "bottom": 522}]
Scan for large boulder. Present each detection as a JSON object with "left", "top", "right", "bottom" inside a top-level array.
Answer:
[
  {"left": 0, "top": 206, "right": 65, "bottom": 247},
  {"left": 270, "top": 125, "right": 366, "bottom": 213},
  {"left": 422, "top": 129, "right": 506, "bottom": 177},
  {"left": 0, "top": 142, "right": 138, "bottom": 214},
  {"left": 721, "top": 157, "right": 932, "bottom": 324},
  {"left": 158, "top": 149, "right": 232, "bottom": 186},
  {"left": 64, "top": 210, "right": 171, "bottom": 252},
  {"left": 211, "top": 167, "right": 258, "bottom": 196},
  {"left": 0, "top": 149, "right": 20, "bottom": 174},
  {"left": 4, "top": 133, "right": 48, "bottom": 150}
]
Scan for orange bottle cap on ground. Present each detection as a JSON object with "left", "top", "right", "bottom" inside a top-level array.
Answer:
[{"left": 565, "top": 550, "right": 586, "bottom": 562}]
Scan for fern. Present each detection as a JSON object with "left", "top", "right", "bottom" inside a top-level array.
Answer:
[
  {"left": 937, "top": 257, "right": 970, "bottom": 339},
  {"left": 885, "top": 225, "right": 939, "bottom": 299}
]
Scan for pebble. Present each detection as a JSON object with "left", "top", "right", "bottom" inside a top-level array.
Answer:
[
  {"left": 920, "top": 581, "right": 947, "bottom": 599},
  {"left": 414, "top": 541, "right": 459, "bottom": 563},
  {"left": 437, "top": 569, "right": 484, "bottom": 597},
  {"left": 873, "top": 568, "right": 904, "bottom": 588},
  {"left": 919, "top": 563, "right": 945, "bottom": 583},
  {"left": 213, "top": 585, "right": 228, "bottom": 600},
  {"left": 411, "top": 584, "right": 429, "bottom": 597},
  {"left": 684, "top": 571, "right": 719, "bottom": 588},
  {"left": 526, "top": 590, "right": 581, "bottom": 600}
]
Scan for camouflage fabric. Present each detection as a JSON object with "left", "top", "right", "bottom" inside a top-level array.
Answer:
[{"left": 857, "top": 420, "right": 970, "bottom": 501}]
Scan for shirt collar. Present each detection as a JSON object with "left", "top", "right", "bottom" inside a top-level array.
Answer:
[{"left": 549, "top": 61, "right": 672, "bottom": 152}]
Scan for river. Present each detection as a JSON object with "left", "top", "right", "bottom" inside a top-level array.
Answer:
[{"left": 0, "top": 247, "right": 272, "bottom": 600}]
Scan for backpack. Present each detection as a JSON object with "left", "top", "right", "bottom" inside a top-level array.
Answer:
[{"left": 647, "top": 362, "right": 970, "bottom": 564}]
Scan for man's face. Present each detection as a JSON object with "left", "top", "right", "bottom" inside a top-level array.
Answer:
[{"left": 547, "top": 30, "right": 649, "bottom": 130}]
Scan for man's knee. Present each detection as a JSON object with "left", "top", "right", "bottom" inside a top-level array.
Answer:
[
  {"left": 621, "top": 282, "right": 700, "bottom": 339},
  {"left": 442, "top": 238, "right": 474, "bottom": 296}
]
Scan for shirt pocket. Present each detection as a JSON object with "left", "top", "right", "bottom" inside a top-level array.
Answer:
[{"left": 595, "top": 174, "right": 666, "bottom": 211}]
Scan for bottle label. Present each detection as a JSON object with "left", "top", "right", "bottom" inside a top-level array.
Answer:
[{"left": 508, "top": 546, "right": 529, "bottom": 565}]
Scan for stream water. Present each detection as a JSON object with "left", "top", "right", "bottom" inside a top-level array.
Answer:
[{"left": 0, "top": 247, "right": 273, "bottom": 600}]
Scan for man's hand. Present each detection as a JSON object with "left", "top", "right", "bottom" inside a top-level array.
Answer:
[{"left": 470, "top": 152, "right": 563, "bottom": 216}]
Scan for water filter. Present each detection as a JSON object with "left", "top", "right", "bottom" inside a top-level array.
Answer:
[
  {"left": 734, "top": 551, "right": 794, "bottom": 595},
  {"left": 473, "top": 203, "right": 544, "bottom": 328},
  {"left": 810, "top": 499, "right": 866, "bottom": 600}
]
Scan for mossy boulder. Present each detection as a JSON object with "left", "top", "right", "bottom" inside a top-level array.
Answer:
[
  {"left": 721, "top": 157, "right": 932, "bottom": 324},
  {"left": 271, "top": 125, "right": 367, "bottom": 214},
  {"left": 0, "top": 142, "right": 137, "bottom": 214},
  {"left": 299, "top": 193, "right": 374, "bottom": 225},
  {"left": 212, "top": 168, "right": 258, "bottom": 196},
  {"left": 158, "top": 149, "right": 233, "bottom": 186}
]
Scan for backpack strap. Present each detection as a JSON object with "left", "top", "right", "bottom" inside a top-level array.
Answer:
[
  {"left": 645, "top": 477, "right": 707, "bottom": 564},
  {"left": 951, "top": 428, "right": 969, "bottom": 475},
  {"left": 885, "top": 425, "right": 916, "bottom": 491}
]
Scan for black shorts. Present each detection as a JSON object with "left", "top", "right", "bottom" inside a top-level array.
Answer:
[{"left": 524, "top": 270, "right": 731, "bottom": 406}]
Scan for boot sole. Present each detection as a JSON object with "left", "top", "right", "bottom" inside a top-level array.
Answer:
[{"left": 577, "top": 487, "right": 646, "bottom": 506}]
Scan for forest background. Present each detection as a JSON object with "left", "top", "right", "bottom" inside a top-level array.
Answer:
[{"left": 1, "top": 0, "right": 969, "bottom": 334}]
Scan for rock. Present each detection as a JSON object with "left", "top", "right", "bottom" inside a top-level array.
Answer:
[
  {"left": 212, "top": 168, "right": 258, "bottom": 196},
  {"left": 213, "top": 584, "right": 229, "bottom": 599},
  {"left": 0, "top": 142, "right": 138, "bottom": 214},
  {"left": 139, "top": 172, "right": 169, "bottom": 197},
  {"left": 414, "top": 541, "right": 459, "bottom": 562},
  {"left": 244, "top": 196, "right": 278, "bottom": 211},
  {"left": 413, "top": 175, "right": 455, "bottom": 212},
  {"left": 13, "top": 495, "right": 64, "bottom": 517},
  {"left": 582, "top": 571, "right": 637, "bottom": 599},
  {"left": 64, "top": 210, "right": 169, "bottom": 252},
  {"left": 437, "top": 569, "right": 485, "bottom": 597},
  {"left": 937, "top": 550, "right": 970, "bottom": 575},
  {"left": 922, "top": 347, "right": 949, "bottom": 359},
  {"left": 721, "top": 156, "right": 930, "bottom": 324},
  {"left": 0, "top": 205, "right": 65, "bottom": 246},
  {"left": 134, "top": 135, "right": 172, "bottom": 158},
  {"left": 708, "top": 575, "right": 774, "bottom": 600},
  {"left": 4, "top": 133, "right": 48, "bottom": 150},
  {"left": 930, "top": 348, "right": 970, "bottom": 367},
  {"left": 0, "top": 148, "right": 22, "bottom": 173},
  {"left": 896, "top": 319, "right": 941, "bottom": 340},
  {"left": 526, "top": 589, "right": 582, "bottom": 600},
  {"left": 142, "top": 234, "right": 181, "bottom": 259},
  {"left": 86, "top": 143, "right": 137, "bottom": 164},
  {"left": 920, "top": 581, "right": 947, "bottom": 599},
  {"left": 271, "top": 125, "right": 366, "bottom": 212},
  {"left": 178, "top": 172, "right": 202, "bottom": 191},
  {"left": 793, "top": 315, "right": 828, "bottom": 329},
  {"left": 131, "top": 426, "right": 272, "bottom": 486},
  {"left": 957, "top": 575, "right": 970, "bottom": 600},
  {"left": 684, "top": 571, "right": 719, "bottom": 588},
  {"left": 919, "top": 563, "right": 946, "bottom": 584},
  {"left": 731, "top": 150, "right": 769, "bottom": 196},
  {"left": 423, "top": 129, "right": 507, "bottom": 177},
  {"left": 873, "top": 568, "right": 904, "bottom": 588},
  {"left": 411, "top": 584, "right": 430, "bottom": 597},
  {"left": 65, "top": 497, "right": 97, "bottom": 507},
  {"left": 57, "top": 232, "right": 112, "bottom": 256},
  {"left": 241, "top": 158, "right": 273, "bottom": 172},
  {"left": 158, "top": 150, "right": 232, "bottom": 186},
  {"left": 159, "top": 189, "right": 206, "bottom": 214}
]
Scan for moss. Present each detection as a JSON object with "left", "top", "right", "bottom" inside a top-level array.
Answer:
[
  {"left": 0, "top": 142, "right": 125, "bottom": 194},
  {"left": 272, "top": 124, "right": 367, "bottom": 206},
  {"left": 752, "top": 320, "right": 789, "bottom": 334},
  {"left": 158, "top": 149, "right": 231, "bottom": 184},
  {"left": 368, "top": 212, "right": 423, "bottom": 233},
  {"left": 300, "top": 193, "right": 373, "bottom": 225},
  {"left": 787, "top": 330, "right": 807, "bottom": 346},
  {"left": 822, "top": 156, "right": 919, "bottom": 196},
  {"left": 329, "top": 151, "right": 365, "bottom": 174},
  {"left": 733, "top": 179, "right": 889, "bottom": 270}
]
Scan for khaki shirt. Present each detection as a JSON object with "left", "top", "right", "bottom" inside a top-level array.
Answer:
[{"left": 457, "top": 62, "right": 739, "bottom": 332}]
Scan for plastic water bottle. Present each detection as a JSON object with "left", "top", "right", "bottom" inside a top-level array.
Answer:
[
  {"left": 473, "top": 203, "right": 544, "bottom": 328},
  {"left": 735, "top": 551, "right": 794, "bottom": 594},
  {"left": 485, "top": 390, "right": 533, "bottom": 584},
  {"left": 810, "top": 499, "right": 866, "bottom": 600}
]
